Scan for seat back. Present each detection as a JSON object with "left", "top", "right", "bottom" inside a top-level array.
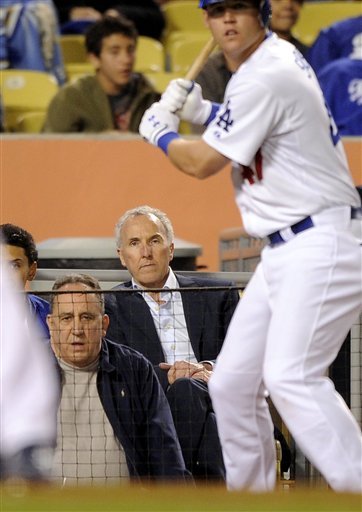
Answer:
[
  {"left": 59, "top": 34, "right": 87, "bottom": 64},
  {"left": 14, "top": 111, "right": 46, "bottom": 133},
  {"left": 161, "top": 0, "right": 208, "bottom": 52},
  {"left": 168, "top": 34, "right": 216, "bottom": 74},
  {"left": 162, "top": 0, "right": 205, "bottom": 32},
  {"left": 293, "top": 2, "right": 362, "bottom": 45},
  {"left": 0, "top": 70, "right": 59, "bottom": 131},
  {"left": 135, "top": 36, "right": 165, "bottom": 73}
]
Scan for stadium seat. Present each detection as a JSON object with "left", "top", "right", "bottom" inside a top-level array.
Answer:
[
  {"left": 144, "top": 71, "right": 181, "bottom": 92},
  {"left": 0, "top": 70, "right": 58, "bottom": 131},
  {"left": 161, "top": 0, "right": 208, "bottom": 52},
  {"left": 65, "top": 62, "right": 94, "bottom": 82},
  {"left": 14, "top": 111, "right": 46, "bottom": 133},
  {"left": 168, "top": 34, "right": 216, "bottom": 74},
  {"left": 293, "top": 1, "right": 362, "bottom": 46},
  {"left": 136, "top": 36, "right": 165, "bottom": 73},
  {"left": 59, "top": 34, "right": 87, "bottom": 64}
]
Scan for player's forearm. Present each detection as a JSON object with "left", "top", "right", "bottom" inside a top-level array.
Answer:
[{"left": 167, "top": 138, "right": 228, "bottom": 179}]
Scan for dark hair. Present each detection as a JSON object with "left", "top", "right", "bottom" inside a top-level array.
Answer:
[
  {"left": 50, "top": 273, "right": 105, "bottom": 313},
  {"left": 0, "top": 223, "right": 38, "bottom": 264},
  {"left": 85, "top": 15, "right": 138, "bottom": 57}
]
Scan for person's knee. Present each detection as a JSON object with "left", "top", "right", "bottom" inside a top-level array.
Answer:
[{"left": 263, "top": 365, "right": 293, "bottom": 401}]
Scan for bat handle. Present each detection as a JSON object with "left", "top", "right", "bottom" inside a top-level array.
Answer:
[{"left": 184, "top": 38, "right": 217, "bottom": 81}]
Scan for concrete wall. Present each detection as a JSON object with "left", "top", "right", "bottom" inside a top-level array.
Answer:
[{"left": 1, "top": 134, "right": 361, "bottom": 271}]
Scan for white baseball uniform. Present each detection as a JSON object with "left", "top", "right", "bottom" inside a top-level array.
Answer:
[
  {"left": 0, "top": 255, "right": 58, "bottom": 475},
  {"left": 205, "top": 34, "right": 362, "bottom": 492}
]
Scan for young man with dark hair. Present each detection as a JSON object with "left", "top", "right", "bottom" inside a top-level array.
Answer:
[
  {"left": 0, "top": 223, "right": 50, "bottom": 339},
  {"left": 43, "top": 15, "right": 160, "bottom": 133}
]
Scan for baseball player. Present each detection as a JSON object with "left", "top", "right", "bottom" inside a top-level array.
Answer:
[
  {"left": 0, "top": 250, "right": 58, "bottom": 480},
  {"left": 138, "top": 0, "right": 362, "bottom": 492}
]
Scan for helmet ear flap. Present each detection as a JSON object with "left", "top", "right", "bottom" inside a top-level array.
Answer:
[{"left": 259, "top": 0, "right": 272, "bottom": 27}]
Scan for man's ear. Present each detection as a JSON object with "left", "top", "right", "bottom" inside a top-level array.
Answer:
[
  {"left": 202, "top": 9, "right": 210, "bottom": 29},
  {"left": 117, "top": 248, "right": 126, "bottom": 268},
  {"left": 169, "top": 242, "right": 175, "bottom": 262},
  {"left": 46, "top": 314, "right": 53, "bottom": 330},
  {"left": 102, "top": 314, "right": 110, "bottom": 335},
  {"left": 87, "top": 52, "right": 100, "bottom": 71},
  {"left": 27, "top": 261, "right": 37, "bottom": 282}
]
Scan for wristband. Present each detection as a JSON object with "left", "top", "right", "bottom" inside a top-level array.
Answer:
[
  {"left": 204, "top": 102, "right": 221, "bottom": 126},
  {"left": 158, "top": 131, "right": 180, "bottom": 155}
]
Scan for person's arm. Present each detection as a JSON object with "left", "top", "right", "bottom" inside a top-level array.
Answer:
[
  {"left": 139, "top": 80, "right": 231, "bottom": 179},
  {"left": 43, "top": 87, "right": 81, "bottom": 133},
  {"left": 167, "top": 137, "right": 230, "bottom": 180},
  {"left": 141, "top": 359, "right": 192, "bottom": 480}
]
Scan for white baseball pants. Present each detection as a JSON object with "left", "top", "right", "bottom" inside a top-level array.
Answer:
[{"left": 209, "top": 207, "right": 362, "bottom": 492}]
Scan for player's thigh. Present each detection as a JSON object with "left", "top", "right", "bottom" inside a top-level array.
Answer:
[
  {"left": 263, "top": 228, "right": 361, "bottom": 377},
  {"left": 216, "top": 263, "right": 271, "bottom": 373}
]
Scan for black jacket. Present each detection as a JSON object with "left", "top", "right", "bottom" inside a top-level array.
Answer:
[
  {"left": 105, "top": 274, "right": 240, "bottom": 388},
  {"left": 56, "top": 339, "right": 190, "bottom": 481}
]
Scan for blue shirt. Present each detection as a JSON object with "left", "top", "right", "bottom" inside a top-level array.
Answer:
[{"left": 28, "top": 293, "right": 50, "bottom": 339}]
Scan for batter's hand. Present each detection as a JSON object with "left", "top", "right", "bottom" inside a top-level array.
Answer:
[
  {"left": 159, "top": 360, "right": 212, "bottom": 385},
  {"left": 139, "top": 102, "right": 180, "bottom": 153},
  {"left": 160, "top": 79, "right": 220, "bottom": 126},
  {"left": 159, "top": 78, "right": 192, "bottom": 113}
]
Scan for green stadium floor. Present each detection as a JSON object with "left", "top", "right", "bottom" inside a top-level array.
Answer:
[{"left": 1, "top": 483, "right": 361, "bottom": 512}]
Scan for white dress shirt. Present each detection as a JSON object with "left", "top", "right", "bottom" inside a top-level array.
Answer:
[{"left": 133, "top": 269, "right": 198, "bottom": 364}]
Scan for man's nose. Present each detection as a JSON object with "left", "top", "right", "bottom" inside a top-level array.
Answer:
[
  {"left": 71, "top": 318, "right": 83, "bottom": 333},
  {"left": 140, "top": 243, "right": 152, "bottom": 257}
]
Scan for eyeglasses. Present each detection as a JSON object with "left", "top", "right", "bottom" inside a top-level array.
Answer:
[{"left": 205, "top": 1, "right": 255, "bottom": 18}]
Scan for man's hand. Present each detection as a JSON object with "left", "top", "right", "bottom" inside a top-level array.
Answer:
[
  {"left": 159, "top": 360, "right": 212, "bottom": 385},
  {"left": 160, "top": 79, "right": 219, "bottom": 126},
  {"left": 139, "top": 102, "right": 180, "bottom": 154}
]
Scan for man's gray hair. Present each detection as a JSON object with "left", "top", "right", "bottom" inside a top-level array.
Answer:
[
  {"left": 115, "top": 205, "right": 174, "bottom": 249},
  {"left": 50, "top": 273, "right": 105, "bottom": 313}
]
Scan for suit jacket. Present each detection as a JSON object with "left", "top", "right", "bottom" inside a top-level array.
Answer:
[{"left": 105, "top": 274, "right": 240, "bottom": 384}]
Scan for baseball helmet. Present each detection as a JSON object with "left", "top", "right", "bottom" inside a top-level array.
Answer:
[{"left": 198, "top": 0, "right": 271, "bottom": 27}]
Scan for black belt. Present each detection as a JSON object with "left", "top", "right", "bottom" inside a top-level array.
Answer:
[{"left": 268, "top": 206, "right": 362, "bottom": 246}]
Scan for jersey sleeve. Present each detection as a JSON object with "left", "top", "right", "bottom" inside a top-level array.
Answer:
[{"left": 202, "top": 78, "right": 282, "bottom": 167}]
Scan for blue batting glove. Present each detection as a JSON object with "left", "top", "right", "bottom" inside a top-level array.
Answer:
[{"left": 139, "top": 102, "right": 181, "bottom": 155}]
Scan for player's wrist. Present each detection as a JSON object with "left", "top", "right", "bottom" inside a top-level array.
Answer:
[
  {"left": 157, "top": 132, "right": 180, "bottom": 155},
  {"left": 204, "top": 102, "right": 220, "bottom": 126}
]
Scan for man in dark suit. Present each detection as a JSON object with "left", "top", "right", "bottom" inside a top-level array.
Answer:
[{"left": 105, "top": 205, "right": 240, "bottom": 482}]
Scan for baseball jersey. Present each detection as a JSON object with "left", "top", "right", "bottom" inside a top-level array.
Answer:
[
  {"left": 203, "top": 33, "right": 360, "bottom": 238},
  {"left": 317, "top": 58, "right": 362, "bottom": 137},
  {"left": 307, "top": 16, "right": 362, "bottom": 75}
]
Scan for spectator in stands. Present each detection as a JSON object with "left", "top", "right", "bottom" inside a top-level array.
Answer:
[
  {"left": 317, "top": 57, "right": 362, "bottom": 137},
  {"left": 307, "top": 15, "right": 362, "bottom": 75},
  {"left": 43, "top": 15, "right": 160, "bottom": 133},
  {"left": 47, "top": 273, "right": 191, "bottom": 485},
  {"left": 0, "top": 257, "right": 58, "bottom": 482},
  {"left": 0, "top": 0, "right": 65, "bottom": 85},
  {"left": 0, "top": 223, "right": 50, "bottom": 339},
  {"left": 307, "top": 16, "right": 362, "bottom": 137},
  {"left": 195, "top": 0, "right": 309, "bottom": 104},
  {"left": 53, "top": 1, "right": 166, "bottom": 40},
  {"left": 0, "top": 95, "right": 4, "bottom": 132},
  {"left": 105, "top": 205, "right": 235, "bottom": 481}
]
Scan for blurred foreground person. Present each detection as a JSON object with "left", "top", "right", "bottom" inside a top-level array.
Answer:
[{"left": 0, "top": 251, "right": 58, "bottom": 481}]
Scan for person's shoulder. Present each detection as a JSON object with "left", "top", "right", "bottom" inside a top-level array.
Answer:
[
  {"left": 318, "top": 57, "right": 362, "bottom": 78},
  {"left": 28, "top": 294, "right": 50, "bottom": 313},
  {"left": 330, "top": 15, "right": 362, "bottom": 34},
  {"left": 176, "top": 273, "right": 234, "bottom": 288},
  {"left": 132, "top": 72, "right": 160, "bottom": 96},
  {"left": 103, "top": 337, "right": 153, "bottom": 368}
]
